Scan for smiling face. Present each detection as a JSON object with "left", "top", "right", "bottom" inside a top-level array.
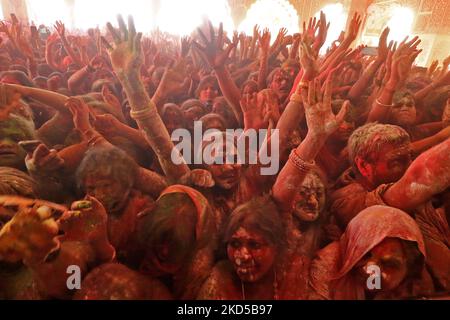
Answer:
[
  {"left": 390, "top": 95, "right": 417, "bottom": 127},
  {"left": 227, "top": 227, "right": 276, "bottom": 282},
  {"left": 354, "top": 238, "right": 408, "bottom": 292},
  {"left": 292, "top": 173, "right": 326, "bottom": 222}
]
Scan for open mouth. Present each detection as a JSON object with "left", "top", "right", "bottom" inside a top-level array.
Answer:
[
  {"left": 0, "top": 149, "right": 16, "bottom": 156},
  {"left": 237, "top": 266, "right": 256, "bottom": 276}
]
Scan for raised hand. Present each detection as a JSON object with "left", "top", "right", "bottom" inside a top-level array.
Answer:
[
  {"left": 25, "top": 143, "right": 65, "bottom": 175},
  {"left": 345, "top": 12, "right": 363, "bottom": 44},
  {"left": 180, "top": 36, "right": 191, "bottom": 58},
  {"left": 299, "top": 39, "right": 319, "bottom": 78},
  {"left": 185, "top": 169, "right": 215, "bottom": 188},
  {"left": 104, "top": 15, "right": 143, "bottom": 79},
  {"left": 193, "top": 21, "right": 235, "bottom": 69},
  {"left": 301, "top": 74, "right": 349, "bottom": 138},
  {"left": 0, "top": 197, "right": 62, "bottom": 265},
  {"left": 259, "top": 28, "right": 271, "bottom": 55},
  {"left": 65, "top": 97, "right": 94, "bottom": 133},
  {"left": 377, "top": 27, "right": 391, "bottom": 61},
  {"left": 154, "top": 60, "right": 189, "bottom": 101},
  {"left": 54, "top": 20, "right": 65, "bottom": 37},
  {"left": 313, "top": 11, "right": 330, "bottom": 53},
  {"left": 428, "top": 60, "right": 439, "bottom": 76}
]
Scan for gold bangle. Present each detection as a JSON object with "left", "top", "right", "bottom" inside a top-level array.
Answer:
[
  {"left": 130, "top": 108, "right": 153, "bottom": 121},
  {"left": 375, "top": 99, "right": 393, "bottom": 108}
]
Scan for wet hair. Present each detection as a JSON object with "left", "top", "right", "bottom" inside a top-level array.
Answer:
[
  {"left": 76, "top": 145, "right": 138, "bottom": 192},
  {"left": 0, "top": 167, "right": 37, "bottom": 197},
  {"left": 223, "top": 196, "right": 285, "bottom": 249},
  {"left": 138, "top": 192, "right": 197, "bottom": 264},
  {"left": 348, "top": 123, "right": 410, "bottom": 168}
]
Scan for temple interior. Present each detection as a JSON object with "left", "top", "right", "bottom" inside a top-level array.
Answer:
[{"left": 0, "top": 0, "right": 449, "bottom": 301}]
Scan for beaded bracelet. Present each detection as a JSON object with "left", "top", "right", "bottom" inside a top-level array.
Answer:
[{"left": 289, "top": 149, "right": 315, "bottom": 174}]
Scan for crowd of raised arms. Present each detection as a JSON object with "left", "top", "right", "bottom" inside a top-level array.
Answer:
[{"left": 0, "top": 11, "right": 449, "bottom": 300}]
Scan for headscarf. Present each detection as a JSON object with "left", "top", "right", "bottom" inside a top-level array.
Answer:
[
  {"left": 141, "top": 185, "right": 217, "bottom": 299},
  {"left": 310, "top": 205, "right": 427, "bottom": 300}
]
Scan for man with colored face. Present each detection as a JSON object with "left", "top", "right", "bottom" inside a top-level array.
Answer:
[
  {"left": 330, "top": 123, "right": 450, "bottom": 291},
  {"left": 268, "top": 68, "right": 293, "bottom": 105}
]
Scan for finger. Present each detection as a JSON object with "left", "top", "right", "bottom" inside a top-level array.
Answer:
[
  {"left": 336, "top": 100, "right": 350, "bottom": 125},
  {"left": 324, "top": 77, "right": 332, "bottom": 107},
  {"left": 134, "top": 32, "right": 142, "bottom": 53},
  {"left": 99, "top": 36, "right": 112, "bottom": 51},
  {"left": 106, "top": 23, "right": 121, "bottom": 45},
  {"left": 32, "top": 144, "right": 50, "bottom": 162},
  {"left": 308, "top": 80, "right": 315, "bottom": 106},
  {"left": 117, "top": 15, "right": 128, "bottom": 41},
  {"left": 208, "top": 20, "right": 215, "bottom": 44},
  {"left": 196, "top": 27, "right": 209, "bottom": 46},
  {"left": 217, "top": 22, "right": 223, "bottom": 49},
  {"left": 128, "top": 15, "right": 136, "bottom": 46},
  {"left": 315, "top": 78, "right": 322, "bottom": 103}
]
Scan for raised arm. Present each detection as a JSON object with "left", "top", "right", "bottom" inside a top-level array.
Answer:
[
  {"left": 257, "top": 28, "right": 271, "bottom": 91},
  {"left": 276, "top": 39, "right": 319, "bottom": 157},
  {"left": 383, "top": 137, "right": 450, "bottom": 211},
  {"left": 104, "top": 15, "right": 189, "bottom": 182},
  {"left": 367, "top": 37, "right": 421, "bottom": 123},
  {"left": 193, "top": 21, "right": 242, "bottom": 126},
  {"left": 4, "top": 83, "right": 69, "bottom": 114},
  {"left": 272, "top": 75, "right": 349, "bottom": 211},
  {"left": 348, "top": 27, "right": 391, "bottom": 102},
  {"left": 54, "top": 21, "right": 83, "bottom": 66}
]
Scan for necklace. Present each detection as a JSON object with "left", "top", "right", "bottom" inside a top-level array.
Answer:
[{"left": 241, "top": 269, "right": 279, "bottom": 300}]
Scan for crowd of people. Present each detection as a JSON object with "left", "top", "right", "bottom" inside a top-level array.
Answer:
[{"left": 0, "top": 11, "right": 449, "bottom": 300}]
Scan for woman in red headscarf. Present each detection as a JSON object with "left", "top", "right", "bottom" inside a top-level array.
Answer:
[
  {"left": 137, "top": 185, "right": 218, "bottom": 300},
  {"left": 309, "top": 205, "right": 435, "bottom": 300}
]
